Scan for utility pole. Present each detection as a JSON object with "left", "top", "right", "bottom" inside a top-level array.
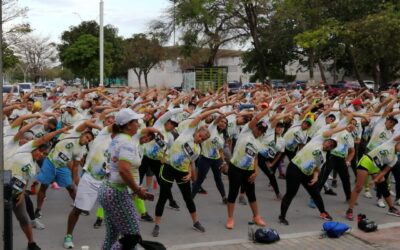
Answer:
[
  {"left": 99, "top": 0, "right": 104, "bottom": 87},
  {"left": 173, "top": 0, "right": 176, "bottom": 46},
  {"left": 0, "top": 0, "right": 5, "bottom": 248}
]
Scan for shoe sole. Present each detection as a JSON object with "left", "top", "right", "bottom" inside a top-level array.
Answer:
[
  {"left": 168, "top": 206, "right": 180, "bottom": 211},
  {"left": 192, "top": 226, "right": 205, "bottom": 233},
  {"left": 377, "top": 204, "right": 386, "bottom": 208},
  {"left": 387, "top": 212, "right": 400, "bottom": 217},
  {"left": 63, "top": 244, "right": 74, "bottom": 249}
]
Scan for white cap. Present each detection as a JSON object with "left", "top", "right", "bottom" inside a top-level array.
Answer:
[
  {"left": 169, "top": 115, "right": 179, "bottom": 124},
  {"left": 115, "top": 108, "right": 144, "bottom": 126},
  {"left": 66, "top": 101, "right": 76, "bottom": 109}
]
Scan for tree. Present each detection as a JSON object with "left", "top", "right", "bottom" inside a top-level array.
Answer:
[
  {"left": 58, "top": 21, "right": 124, "bottom": 79},
  {"left": 152, "top": 0, "right": 246, "bottom": 67},
  {"left": 61, "top": 34, "right": 113, "bottom": 85},
  {"left": 123, "top": 34, "right": 164, "bottom": 89},
  {"left": 2, "top": 0, "right": 31, "bottom": 43},
  {"left": 13, "top": 34, "right": 57, "bottom": 82}
]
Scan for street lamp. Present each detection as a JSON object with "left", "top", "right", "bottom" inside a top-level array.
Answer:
[{"left": 99, "top": 0, "right": 104, "bottom": 87}]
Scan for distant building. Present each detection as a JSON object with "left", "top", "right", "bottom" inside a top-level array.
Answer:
[{"left": 127, "top": 48, "right": 341, "bottom": 88}]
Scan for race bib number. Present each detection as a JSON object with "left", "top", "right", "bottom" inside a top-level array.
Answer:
[
  {"left": 155, "top": 135, "right": 166, "bottom": 148},
  {"left": 245, "top": 143, "right": 256, "bottom": 157},
  {"left": 58, "top": 152, "right": 70, "bottom": 162},
  {"left": 183, "top": 143, "right": 195, "bottom": 158}
]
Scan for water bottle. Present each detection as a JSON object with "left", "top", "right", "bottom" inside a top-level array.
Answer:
[{"left": 248, "top": 222, "right": 255, "bottom": 241}]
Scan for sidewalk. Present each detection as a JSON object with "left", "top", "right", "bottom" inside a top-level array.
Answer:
[{"left": 169, "top": 224, "right": 400, "bottom": 250}]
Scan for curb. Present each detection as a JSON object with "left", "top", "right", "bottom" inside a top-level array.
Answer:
[{"left": 168, "top": 222, "right": 400, "bottom": 250}]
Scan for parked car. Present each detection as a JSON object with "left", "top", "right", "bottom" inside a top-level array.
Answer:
[
  {"left": 325, "top": 83, "right": 346, "bottom": 96},
  {"left": 18, "top": 82, "right": 33, "bottom": 94},
  {"left": 271, "top": 79, "right": 286, "bottom": 89},
  {"left": 241, "top": 82, "right": 256, "bottom": 90},
  {"left": 3, "top": 84, "right": 20, "bottom": 97},
  {"left": 344, "top": 81, "right": 361, "bottom": 90},
  {"left": 34, "top": 83, "right": 47, "bottom": 96},
  {"left": 288, "top": 80, "right": 307, "bottom": 90},
  {"left": 228, "top": 81, "right": 242, "bottom": 95},
  {"left": 363, "top": 80, "right": 375, "bottom": 90}
]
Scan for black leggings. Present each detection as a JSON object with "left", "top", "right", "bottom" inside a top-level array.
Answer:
[
  {"left": 140, "top": 156, "right": 175, "bottom": 203},
  {"left": 257, "top": 154, "right": 280, "bottom": 196},
  {"left": 227, "top": 163, "right": 256, "bottom": 203},
  {"left": 24, "top": 193, "right": 35, "bottom": 220},
  {"left": 318, "top": 155, "right": 351, "bottom": 200},
  {"left": 376, "top": 172, "right": 392, "bottom": 199},
  {"left": 280, "top": 163, "right": 327, "bottom": 218},
  {"left": 392, "top": 160, "right": 400, "bottom": 200},
  {"left": 155, "top": 164, "right": 196, "bottom": 217},
  {"left": 192, "top": 156, "right": 226, "bottom": 198}
]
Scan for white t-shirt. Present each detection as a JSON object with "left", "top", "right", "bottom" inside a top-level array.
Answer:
[
  {"left": 292, "top": 135, "right": 327, "bottom": 175},
  {"left": 47, "top": 137, "right": 85, "bottom": 168}
]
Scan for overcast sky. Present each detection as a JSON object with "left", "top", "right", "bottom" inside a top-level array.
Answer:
[{"left": 18, "top": 0, "right": 170, "bottom": 42}]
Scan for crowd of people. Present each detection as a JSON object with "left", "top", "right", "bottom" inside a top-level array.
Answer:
[{"left": 4, "top": 83, "right": 400, "bottom": 250}]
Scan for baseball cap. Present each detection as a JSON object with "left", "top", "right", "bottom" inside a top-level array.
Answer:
[
  {"left": 303, "top": 118, "right": 314, "bottom": 126},
  {"left": 256, "top": 119, "right": 269, "bottom": 133},
  {"left": 66, "top": 101, "right": 76, "bottom": 109},
  {"left": 351, "top": 98, "right": 362, "bottom": 106},
  {"left": 168, "top": 115, "right": 179, "bottom": 126},
  {"left": 115, "top": 108, "right": 144, "bottom": 126}
]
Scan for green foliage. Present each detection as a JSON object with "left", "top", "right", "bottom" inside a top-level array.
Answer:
[
  {"left": 58, "top": 21, "right": 124, "bottom": 79},
  {"left": 61, "top": 34, "right": 113, "bottom": 84}
]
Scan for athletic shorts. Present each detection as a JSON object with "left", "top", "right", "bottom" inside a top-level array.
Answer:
[
  {"left": 357, "top": 155, "right": 380, "bottom": 175},
  {"left": 36, "top": 158, "right": 73, "bottom": 188},
  {"left": 74, "top": 173, "right": 103, "bottom": 211}
]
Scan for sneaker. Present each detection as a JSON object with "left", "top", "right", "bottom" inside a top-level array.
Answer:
[
  {"left": 152, "top": 225, "right": 160, "bottom": 237},
  {"left": 331, "top": 180, "right": 338, "bottom": 188},
  {"left": 141, "top": 213, "right": 154, "bottom": 222},
  {"left": 80, "top": 210, "right": 90, "bottom": 216},
  {"left": 320, "top": 212, "right": 333, "bottom": 221},
  {"left": 198, "top": 187, "right": 208, "bottom": 195},
  {"left": 395, "top": 199, "right": 400, "bottom": 206},
  {"left": 27, "top": 242, "right": 41, "bottom": 250},
  {"left": 253, "top": 215, "right": 266, "bottom": 227},
  {"left": 364, "top": 191, "right": 372, "bottom": 199},
  {"left": 31, "top": 219, "right": 45, "bottom": 230},
  {"left": 387, "top": 207, "right": 400, "bottom": 217},
  {"left": 346, "top": 209, "right": 354, "bottom": 221},
  {"left": 34, "top": 209, "right": 42, "bottom": 219},
  {"left": 308, "top": 199, "right": 316, "bottom": 209},
  {"left": 324, "top": 189, "right": 337, "bottom": 196},
  {"left": 222, "top": 197, "right": 228, "bottom": 205},
  {"left": 63, "top": 234, "right": 74, "bottom": 249},
  {"left": 278, "top": 215, "right": 289, "bottom": 226},
  {"left": 93, "top": 218, "right": 103, "bottom": 229},
  {"left": 51, "top": 182, "right": 61, "bottom": 190},
  {"left": 168, "top": 200, "right": 180, "bottom": 211},
  {"left": 238, "top": 196, "right": 247, "bottom": 205},
  {"left": 377, "top": 198, "right": 386, "bottom": 208},
  {"left": 225, "top": 217, "right": 234, "bottom": 229},
  {"left": 390, "top": 190, "right": 396, "bottom": 196},
  {"left": 193, "top": 221, "right": 205, "bottom": 232}
]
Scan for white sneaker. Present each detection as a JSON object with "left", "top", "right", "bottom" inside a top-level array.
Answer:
[
  {"left": 395, "top": 199, "right": 400, "bottom": 206},
  {"left": 31, "top": 219, "right": 45, "bottom": 230},
  {"left": 390, "top": 190, "right": 396, "bottom": 196},
  {"left": 364, "top": 191, "right": 373, "bottom": 199},
  {"left": 63, "top": 234, "right": 74, "bottom": 249},
  {"left": 377, "top": 198, "right": 386, "bottom": 208}
]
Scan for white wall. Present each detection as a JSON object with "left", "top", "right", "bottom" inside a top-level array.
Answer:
[{"left": 128, "top": 56, "right": 253, "bottom": 88}]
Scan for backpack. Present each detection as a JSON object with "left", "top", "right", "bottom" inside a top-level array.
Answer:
[
  {"left": 322, "top": 222, "right": 350, "bottom": 238},
  {"left": 254, "top": 228, "right": 280, "bottom": 244},
  {"left": 357, "top": 214, "right": 378, "bottom": 233}
]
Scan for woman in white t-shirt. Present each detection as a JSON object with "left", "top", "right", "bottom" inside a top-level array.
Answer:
[{"left": 7, "top": 126, "right": 70, "bottom": 250}]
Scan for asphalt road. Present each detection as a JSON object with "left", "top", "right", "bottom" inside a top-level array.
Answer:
[{"left": 12, "top": 169, "right": 400, "bottom": 249}]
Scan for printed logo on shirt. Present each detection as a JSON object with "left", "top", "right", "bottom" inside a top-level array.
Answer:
[
  {"left": 65, "top": 142, "right": 73, "bottom": 149},
  {"left": 212, "top": 137, "right": 219, "bottom": 145},
  {"left": 312, "top": 150, "right": 324, "bottom": 165},
  {"left": 379, "top": 132, "right": 387, "bottom": 139},
  {"left": 21, "top": 164, "right": 32, "bottom": 173}
]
